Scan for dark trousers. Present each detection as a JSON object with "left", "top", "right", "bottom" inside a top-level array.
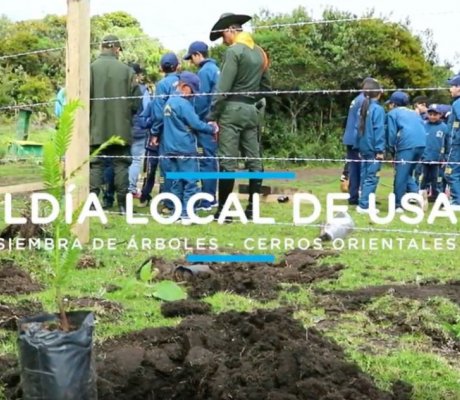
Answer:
[
  {"left": 102, "top": 159, "right": 115, "bottom": 206},
  {"left": 90, "top": 144, "right": 130, "bottom": 206},
  {"left": 346, "top": 146, "right": 361, "bottom": 204},
  {"left": 140, "top": 147, "right": 159, "bottom": 202},
  {"left": 420, "top": 163, "right": 440, "bottom": 198}
]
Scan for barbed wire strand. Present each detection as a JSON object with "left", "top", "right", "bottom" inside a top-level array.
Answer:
[
  {"left": 0, "top": 85, "right": 453, "bottom": 112},
  {"left": 1, "top": 155, "right": 459, "bottom": 166},
  {"left": 100, "top": 211, "right": 460, "bottom": 238}
]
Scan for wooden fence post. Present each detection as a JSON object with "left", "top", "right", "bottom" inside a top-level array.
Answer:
[{"left": 66, "top": 0, "right": 90, "bottom": 243}]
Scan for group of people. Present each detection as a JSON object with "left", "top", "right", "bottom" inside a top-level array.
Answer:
[
  {"left": 342, "top": 75, "right": 460, "bottom": 213},
  {"left": 86, "top": 13, "right": 269, "bottom": 223},
  {"left": 57, "top": 10, "right": 460, "bottom": 221}
]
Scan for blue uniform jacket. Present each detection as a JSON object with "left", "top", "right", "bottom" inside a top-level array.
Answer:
[
  {"left": 142, "top": 73, "right": 180, "bottom": 135},
  {"left": 355, "top": 99, "right": 385, "bottom": 156},
  {"left": 54, "top": 87, "right": 66, "bottom": 118},
  {"left": 195, "top": 59, "right": 220, "bottom": 120},
  {"left": 423, "top": 121, "right": 449, "bottom": 162},
  {"left": 342, "top": 93, "right": 365, "bottom": 146},
  {"left": 162, "top": 92, "right": 214, "bottom": 156},
  {"left": 447, "top": 97, "right": 460, "bottom": 146},
  {"left": 131, "top": 84, "right": 151, "bottom": 140},
  {"left": 386, "top": 107, "right": 426, "bottom": 153}
]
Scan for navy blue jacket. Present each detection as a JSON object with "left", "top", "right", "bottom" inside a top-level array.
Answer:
[
  {"left": 447, "top": 97, "right": 460, "bottom": 146},
  {"left": 195, "top": 59, "right": 220, "bottom": 120},
  {"left": 162, "top": 92, "right": 214, "bottom": 155},
  {"left": 423, "top": 121, "right": 449, "bottom": 162},
  {"left": 355, "top": 99, "right": 385, "bottom": 156},
  {"left": 131, "top": 84, "right": 151, "bottom": 140},
  {"left": 342, "top": 93, "right": 365, "bottom": 146},
  {"left": 386, "top": 107, "right": 426, "bottom": 153}
]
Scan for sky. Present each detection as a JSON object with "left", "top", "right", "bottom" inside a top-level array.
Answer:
[{"left": 1, "top": 0, "right": 459, "bottom": 70}]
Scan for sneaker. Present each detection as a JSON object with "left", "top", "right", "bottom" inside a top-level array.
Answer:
[
  {"left": 210, "top": 201, "right": 218, "bottom": 209},
  {"left": 195, "top": 203, "right": 212, "bottom": 211},
  {"left": 395, "top": 207, "right": 404, "bottom": 214},
  {"left": 138, "top": 198, "right": 151, "bottom": 208},
  {"left": 340, "top": 174, "right": 348, "bottom": 182},
  {"left": 160, "top": 206, "right": 173, "bottom": 215},
  {"left": 181, "top": 217, "right": 193, "bottom": 226},
  {"left": 356, "top": 206, "right": 380, "bottom": 214}
]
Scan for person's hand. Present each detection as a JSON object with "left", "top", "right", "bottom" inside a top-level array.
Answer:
[
  {"left": 375, "top": 153, "right": 384, "bottom": 161},
  {"left": 149, "top": 136, "right": 159, "bottom": 147},
  {"left": 208, "top": 121, "right": 219, "bottom": 142}
]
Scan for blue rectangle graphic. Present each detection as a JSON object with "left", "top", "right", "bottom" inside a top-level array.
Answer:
[
  {"left": 167, "top": 172, "right": 296, "bottom": 180},
  {"left": 186, "top": 254, "right": 275, "bottom": 263}
]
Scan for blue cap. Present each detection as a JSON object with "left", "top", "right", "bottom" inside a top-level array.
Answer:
[
  {"left": 179, "top": 71, "right": 200, "bottom": 93},
  {"left": 427, "top": 104, "right": 442, "bottom": 113},
  {"left": 385, "top": 91, "right": 409, "bottom": 106},
  {"left": 183, "top": 41, "right": 209, "bottom": 60},
  {"left": 160, "top": 52, "right": 179, "bottom": 70},
  {"left": 447, "top": 74, "right": 460, "bottom": 86}
]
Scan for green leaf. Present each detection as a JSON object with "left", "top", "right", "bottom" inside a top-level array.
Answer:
[
  {"left": 139, "top": 262, "right": 153, "bottom": 282},
  {"left": 151, "top": 280, "right": 187, "bottom": 302}
]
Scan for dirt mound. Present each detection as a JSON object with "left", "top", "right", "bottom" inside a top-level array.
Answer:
[
  {"left": 186, "top": 250, "right": 344, "bottom": 300},
  {"left": 77, "top": 254, "right": 104, "bottom": 270},
  {"left": 0, "top": 261, "right": 42, "bottom": 295},
  {"left": 0, "top": 309, "right": 413, "bottom": 400},
  {"left": 65, "top": 297, "right": 123, "bottom": 322},
  {"left": 161, "top": 300, "right": 211, "bottom": 318},
  {"left": 321, "top": 281, "right": 460, "bottom": 312},
  {"left": 0, "top": 356, "right": 19, "bottom": 399},
  {"left": 93, "top": 309, "right": 410, "bottom": 400},
  {"left": 0, "top": 300, "right": 43, "bottom": 331}
]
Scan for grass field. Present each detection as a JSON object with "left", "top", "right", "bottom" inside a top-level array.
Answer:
[{"left": 1, "top": 152, "right": 460, "bottom": 398}]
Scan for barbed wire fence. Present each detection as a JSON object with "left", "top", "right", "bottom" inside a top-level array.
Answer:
[{"left": 0, "top": 11, "right": 458, "bottom": 239}]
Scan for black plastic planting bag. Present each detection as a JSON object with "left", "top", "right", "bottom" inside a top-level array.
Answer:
[{"left": 18, "top": 311, "right": 97, "bottom": 400}]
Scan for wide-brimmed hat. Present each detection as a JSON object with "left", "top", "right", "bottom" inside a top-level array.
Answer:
[{"left": 209, "top": 13, "right": 252, "bottom": 41}]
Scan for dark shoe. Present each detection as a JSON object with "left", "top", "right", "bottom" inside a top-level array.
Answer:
[
  {"left": 245, "top": 178, "right": 263, "bottom": 221},
  {"left": 102, "top": 200, "right": 114, "bottom": 210},
  {"left": 118, "top": 205, "right": 126, "bottom": 215},
  {"left": 348, "top": 200, "right": 359, "bottom": 206}
]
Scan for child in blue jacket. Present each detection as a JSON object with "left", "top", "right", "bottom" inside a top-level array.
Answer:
[
  {"left": 386, "top": 91, "right": 427, "bottom": 211},
  {"left": 342, "top": 78, "right": 378, "bottom": 205},
  {"left": 420, "top": 104, "right": 449, "bottom": 202},
  {"left": 354, "top": 79, "right": 385, "bottom": 213},
  {"left": 160, "top": 72, "right": 218, "bottom": 224},
  {"left": 184, "top": 41, "right": 221, "bottom": 210},
  {"left": 138, "top": 53, "right": 180, "bottom": 207}
]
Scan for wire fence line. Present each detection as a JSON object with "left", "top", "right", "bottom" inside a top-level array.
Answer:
[
  {"left": 0, "top": 86, "right": 454, "bottom": 112},
  {"left": 2, "top": 154, "right": 459, "bottom": 166},
  {"left": 100, "top": 211, "right": 460, "bottom": 238}
]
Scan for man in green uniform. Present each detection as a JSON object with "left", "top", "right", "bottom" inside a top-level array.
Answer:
[
  {"left": 90, "top": 34, "right": 141, "bottom": 213},
  {"left": 209, "top": 13, "right": 271, "bottom": 221}
]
